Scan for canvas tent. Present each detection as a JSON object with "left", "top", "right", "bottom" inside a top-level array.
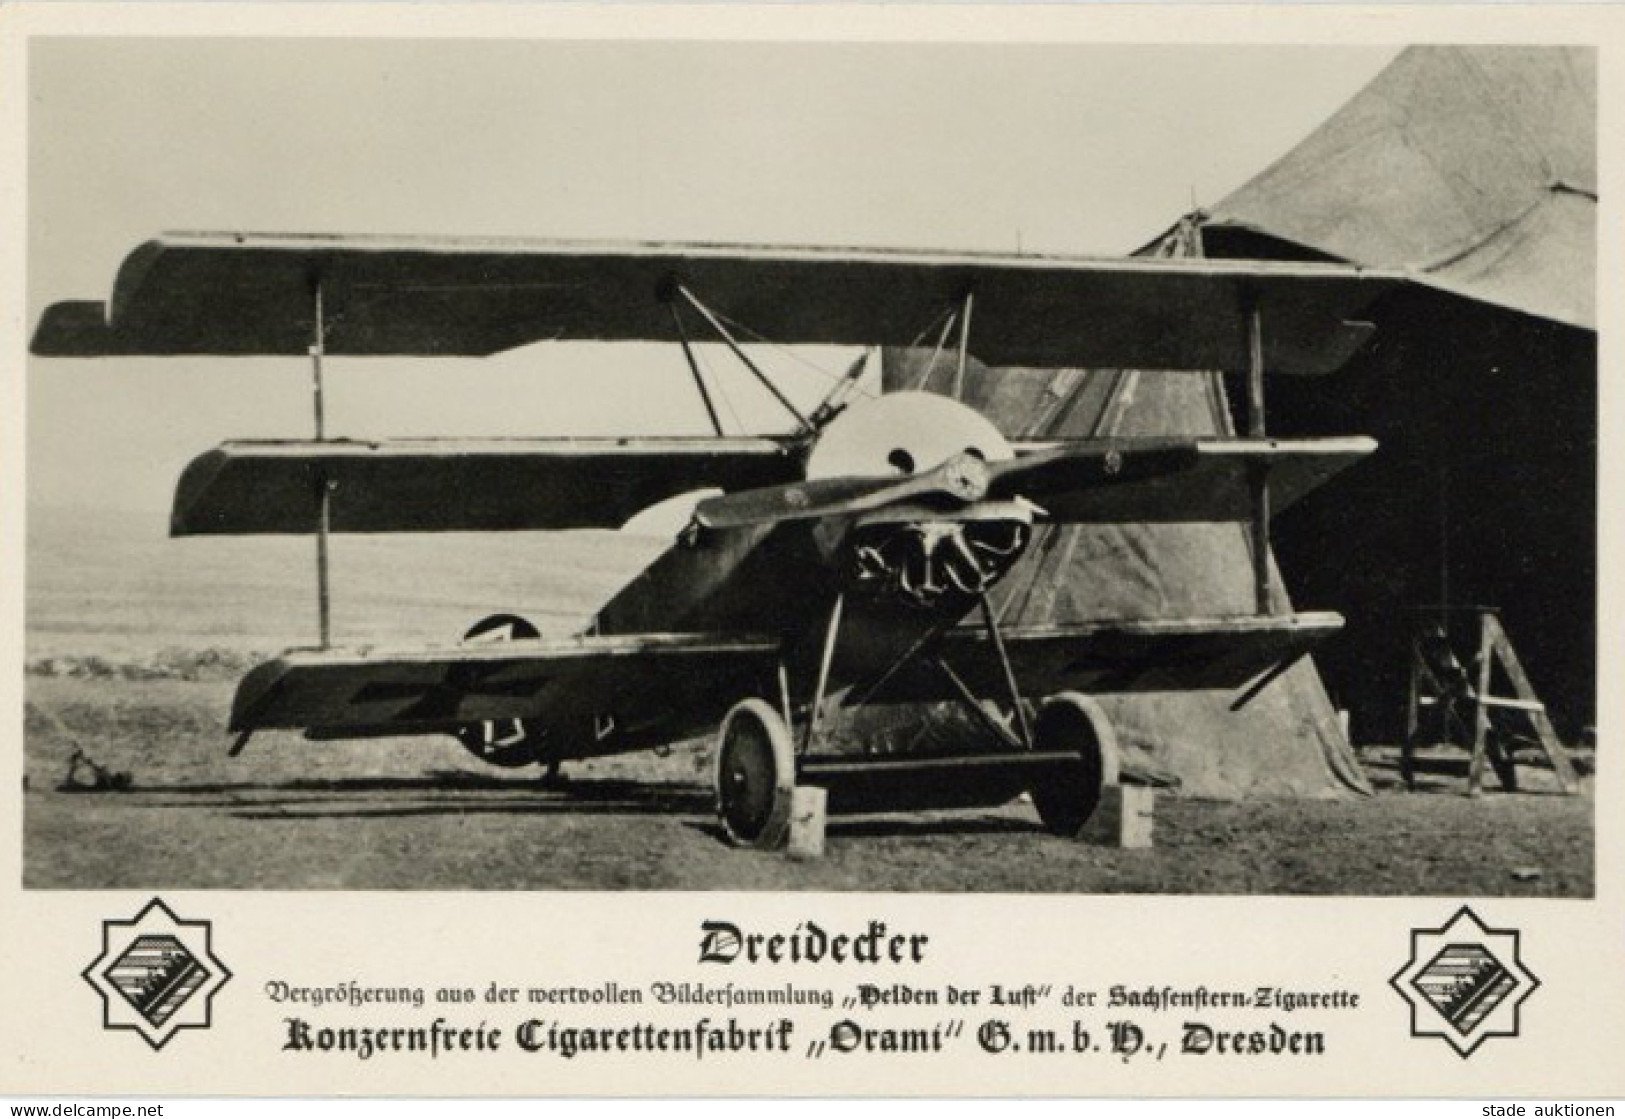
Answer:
[
  {"left": 1190, "top": 45, "right": 1597, "bottom": 743},
  {"left": 849, "top": 46, "right": 1595, "bottom": 795},
  {"left": 1199, "top": 46, "right": 1594, "bottom": 330},
  {"left": 861, "top": 337, "right": 1372, "bottom": 799}
]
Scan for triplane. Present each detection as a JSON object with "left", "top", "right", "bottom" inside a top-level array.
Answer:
[{"left": 33, "top": 235, "right": 1395, "bottom": 846}]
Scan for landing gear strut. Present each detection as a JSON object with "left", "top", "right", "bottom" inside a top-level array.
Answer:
[{"left": 710, "top": 600, "right": 1120, "bottom": 848}]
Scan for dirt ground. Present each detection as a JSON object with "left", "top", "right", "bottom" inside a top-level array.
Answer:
[{"left": 23, "top": 675, "right": 1594, "bottom": 895}]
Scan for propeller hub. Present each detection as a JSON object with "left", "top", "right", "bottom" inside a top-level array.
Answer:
[{"left": 941, "top": 452, "right": 990, "bottom": 502}]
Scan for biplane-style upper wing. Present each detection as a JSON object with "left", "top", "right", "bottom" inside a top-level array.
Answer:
[
  {"left": 171, "top": 436, "right": 801, "bottom": 535},
  {"left": 857, "top": 612, "right": 1343, "bottom": 705},
  {"left": 32, "top": 233, "right": 1399, "bottom": 373}
]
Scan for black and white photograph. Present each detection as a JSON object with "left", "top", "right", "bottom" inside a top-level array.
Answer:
[
  {"left": 5, "top": 5, "right": 1625, "bottom": 1103},
  {"left": 19, "top": 34, "right": 1597, "bottom": 895}
]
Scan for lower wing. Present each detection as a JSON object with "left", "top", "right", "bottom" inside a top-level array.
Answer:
[
  {"left": 230, "top": 632, "right": 780, "bottom": 744},
  {"left": 854, "top": 612, "right": 1343, "bottom": 707},
  {"left": 229, "top": 614, "right": 1340, "bottom": 744}
]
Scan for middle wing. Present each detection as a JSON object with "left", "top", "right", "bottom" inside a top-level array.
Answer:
[
  {"left": 693, "top": 436, "right": 1376, "bottom": 530},
  {"left": 995, "top": 436, "right": 1376, "bottom": 521},
  {"left": 175, "top": 433, "right": 1372, "bottom": 536},
  {"left": 171, "top": 436, "right": 801, "bottom": 535}
]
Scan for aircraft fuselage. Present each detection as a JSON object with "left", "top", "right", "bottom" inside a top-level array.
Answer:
[{"left": 542, "top": 391, "right": 1037, "bottom": 760}]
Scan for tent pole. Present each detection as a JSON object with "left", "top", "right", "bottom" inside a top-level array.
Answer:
[
  {"left": 311, "top": 278, "right": 332, "bottom": 649},
  {"left": 1246, "top": 297, "right": 1271, "bottom": 615}
]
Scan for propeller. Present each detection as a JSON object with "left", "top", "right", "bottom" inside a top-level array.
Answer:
[
  {"left": 692, "top": 440, "right": 1203, "bottom": 532},
  {"left": 986, "top": 440, "right": 1200, "bottom": 501},
  {"left": 694, "top": 451, "right": 993, "bottom": 531}
]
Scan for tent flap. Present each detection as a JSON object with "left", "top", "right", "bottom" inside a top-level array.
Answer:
[{"left": 1206, "top": 46, "right": 1595, "bottom": 330}]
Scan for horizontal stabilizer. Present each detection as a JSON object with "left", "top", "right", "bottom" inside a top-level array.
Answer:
[
  {"left": 33, "top": 232, "right": 1396, "bottom": 373},
  {"left": 171, "top": 437, "right": 800, "bottom": 535},
  {"left": 859, "top": 612, "right": 1343, "bottom": 704},
  {"left": 1000, "top": 436, "right": 1375, "bottom": 522},
  {"left": 230, "top": 632, "right": 780, "bottom": 733}
]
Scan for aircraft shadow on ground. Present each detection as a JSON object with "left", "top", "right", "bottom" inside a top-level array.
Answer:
[
  {"left": 825, "top": 815, "right": 1042, "bottom": 839},
  {"left": 61, "top": 772, "right": 714, "bottom": 819},
  {"left": 680, "top": 813, "right": 1042, "bottom": 846},
  {"left": 53, "top": 771, "right": 1050, "bottom": 839}
]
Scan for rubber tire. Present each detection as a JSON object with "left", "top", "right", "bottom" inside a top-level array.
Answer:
[
  {"left": 715, "top": 698, "right": 796, "bottom": 849},
  {"left": 1030, "top": 692, "right": 1120, "bottom": 838},
  {"left": 452, "top": 614, "right": 545, "bottom": 768}
]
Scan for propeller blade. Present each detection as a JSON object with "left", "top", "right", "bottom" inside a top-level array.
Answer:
[
  {"left": 988, "top": 441, "right": 1200, "bottom": 500},
  {"left": 695, "top": 452, "right": 993, "bottom": 531}
]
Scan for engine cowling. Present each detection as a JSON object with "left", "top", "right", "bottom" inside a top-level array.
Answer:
[
  {"left": 841, "top": 509, "right": 1031, "bottom": 610},
  {"left": 805, "top": 391, "right": 1034, "bottom": 610}
]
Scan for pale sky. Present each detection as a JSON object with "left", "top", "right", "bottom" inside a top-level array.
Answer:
[{"left": 27, "top": 38, "right": 1402, "bottom": 513}]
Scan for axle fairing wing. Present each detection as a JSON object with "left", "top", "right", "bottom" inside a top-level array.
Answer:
[{"left": 33, "top": 232, "right": 1397, "bottom": 374}]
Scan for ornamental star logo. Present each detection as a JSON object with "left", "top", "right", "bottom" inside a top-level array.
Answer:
[
  {"left": 83, "top": 898, "right": 231, "bottom": 1050},
  {"left": 1391, "top": 906, "right": 1538, "bottom": 1058}
]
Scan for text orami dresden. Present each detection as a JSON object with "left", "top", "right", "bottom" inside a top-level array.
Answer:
[{"left": 698, "top": 920, "right": 928, "bottom": 964}]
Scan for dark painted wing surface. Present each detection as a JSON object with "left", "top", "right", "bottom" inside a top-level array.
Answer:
[
  {"left": 857, "top": 613, "right": 1344, "bottom": 704},
  {"left": 33, "top": 232, "right": 1396, "bottom": 373},
  {"left": 692, "top": 436, "right": 1373, "bottom": 530},
  {"left": 229, "top": 632, "right": 780, "bottom": 734},
  {"left": 170, "top": 436, "right": 800, "bottom": 535},
  {"left": 996, "top": 436, "right": 1375, "bottom": 522}
]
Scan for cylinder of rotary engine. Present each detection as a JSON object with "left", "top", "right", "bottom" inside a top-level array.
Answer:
[{"left": 836, "top": 505, "right": 1033, "bottom": 610}]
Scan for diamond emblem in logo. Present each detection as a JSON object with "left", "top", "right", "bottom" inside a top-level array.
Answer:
[
  {"left": 1412, "top": 943, "right": 1517, "bottom": 1035},
  {"left": 105, "top": 934, "right": 211, "bottom": 1028},
  {"left": 84, "top": 898, "right": 230, "bottom": 1049},
  {"left": 1392, "top": 907, "right": 1537, "bottom": 1057}
]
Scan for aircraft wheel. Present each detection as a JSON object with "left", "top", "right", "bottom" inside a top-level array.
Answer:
[
  {"left": 1030, "top": 692, "right": 1120, "bottom": 837},
  {"left": 452, "top": 613, "right": 546, "bottom": 768},
  {"left": 715, "top": 698, "right": 795, "bottom": 849}
]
